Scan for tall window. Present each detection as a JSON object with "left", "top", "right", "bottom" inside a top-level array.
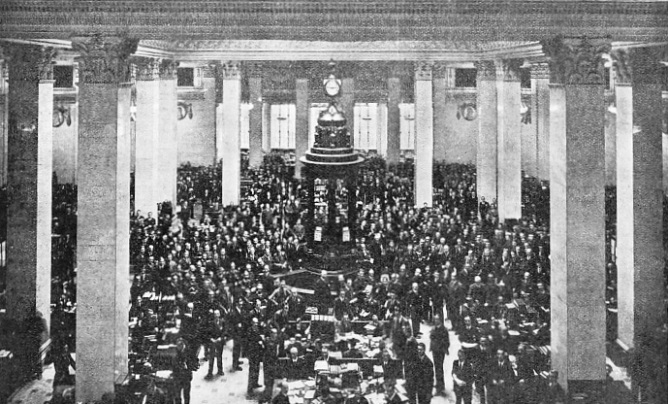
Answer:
[
  {"left": 455, "top": 68, "right": 477, "bottom": 88},
  {"left": 270, "top": 104, "right": 296, "bottom": 149},
  {"left": 240, "top": 103, "right": 252, "bottom": 149},
  {"left": 309, "top": 103, "right": 329, "bottom": 147},
  {"left": 53, "top": 65, "right": 74, "bottom": 88},
  {"left": 399, "top": 103, "right": 415, "bottom": 150},
  {"left": 177, "top": 68, "right": 194, "bottom": 87},
  {"left": 353, "top": 103, "right": 378, "bottom": 150}
]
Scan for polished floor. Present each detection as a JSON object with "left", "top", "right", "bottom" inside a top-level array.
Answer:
[{"left": 9, "top": 319, "right": 632, "bottom": 404}]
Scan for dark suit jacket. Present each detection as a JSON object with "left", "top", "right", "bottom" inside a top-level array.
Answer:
[
  {"left": 412, "top": 354, "right": 434, "bottom": 391},
  {"left": 271, "top": 392, "right": 290, "bottom": 404},
  {"left": 284, "top": 357, "right": 306, "bottom": 380},
  {"left": 452, "top": 359, "right": 475, "bottom": 392}
]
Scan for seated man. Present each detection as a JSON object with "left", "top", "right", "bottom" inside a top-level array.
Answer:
[{"left": 343, "top": 340, "right": 363, "bottom": 359}]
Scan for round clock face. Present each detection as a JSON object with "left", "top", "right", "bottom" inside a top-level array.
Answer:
[{"left": 324, "top": 77, "right": 341, "bottom": 97}]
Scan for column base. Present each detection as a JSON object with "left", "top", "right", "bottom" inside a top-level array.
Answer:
[{"left": 567, "top": 380, "right": 606, "bottom": 402}]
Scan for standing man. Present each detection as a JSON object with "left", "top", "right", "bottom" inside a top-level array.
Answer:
[
  {"left": 261, "top": 328, "right": 283, "bottom": 404},
  {"left": 452, "top": 349, "right": 474, "bottom": 404},
  {"left": 246, "top": 317, "right": 265, "bottom": 397},
  {"left": 410, "top": 342, "right": 434, "bottom": 404},
  {"left": 488, "top": 349, "right": 512, "bottom": 404},
  {"left": 430, "top": 314, "right": 450, "bottom": 395},
  {"left": 406, "top": 282, "right": 423, "bottom": 337},
  {"left": 172, "top": 338, "right": 199, "bottom": 404},
  {"left": 205, "top": 309, "right": 225, "bottom": 379},
  {"left": 272, "top": 381, "right": 291, "bottom": 404}
]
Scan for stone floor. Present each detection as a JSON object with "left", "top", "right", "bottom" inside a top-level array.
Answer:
[{"left": 9, "top": 319, "right": 633, "bottom": 404}]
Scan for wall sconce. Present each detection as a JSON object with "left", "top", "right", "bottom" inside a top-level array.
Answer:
[
  {"left": 53, "top": 104, "right": 72, "bottom": 128},
  {"left": 456, "top": 102, "right": 477, "bottom": 121},
  {"left": 177, "top": 101, "right": 193, "bottom": 120}
]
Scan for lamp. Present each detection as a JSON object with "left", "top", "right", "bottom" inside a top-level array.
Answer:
[
  {"left": 177, "top": 101, "right": 193, "bottom": 120},
  {"left": 53, "top": 104, "right": 72, "bottom": 128}
]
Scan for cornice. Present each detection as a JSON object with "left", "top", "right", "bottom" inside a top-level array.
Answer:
[{"left": 0, "top": 1, "right": 667, "bottom": 42}]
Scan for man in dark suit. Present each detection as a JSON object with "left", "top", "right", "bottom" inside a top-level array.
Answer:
[
  {"left": 205, "top": 309, "right": 225, "bottom": 379},
  {"left": 343, "top": 340, "right": 363, "bottom": 359},
  {"left": 261, "top": 328, "right": 283, "bottom": 404},
  {"left": 285, "top": 347, "right": 306, "bottom": 380},
  {"left": 271, "top": 381, "right": 291, "bottom": 404},
  {"left": 488, "top": 349, "right": 512, "bottom": 404},
  {"left": 246, "top": 317, "right": 265, "bottom": 396},
  {"left": 378, "top": 350, "right": 403, "bottom": 381},
  {"left": 171, "top": 338, "right": 199, "bottom": 404},
  {"left": 409, "top": 342, "right": 434, "bottom": 404},
  {"left": 452, "top": 349, "right": 475, "bottom": 404},
  {"left": 429, "top": 314, "right": 450, "bottom": 395}
]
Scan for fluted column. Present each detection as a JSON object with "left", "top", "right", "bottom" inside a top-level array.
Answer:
[
  {"left": 158, "top": 60, "right": 178, "bottom": 205},
  {"left": 532, "top": 62, "right": 551, "bottom": 181},
  {"left": 432, "top": 63, "right": 447, "bottom": 162},
  {"left": 612, "top": 47, "right": 666, "bottom": 353},
  {"left": 386, "top": 67, "right": 402, "bottom": 164},
  {"left": 133, "top": 58, "right": 160, "bottom": 217},
  {"left": 475, "top": 61, "right": 498, "bottom": 207},
  {"left": 4, "top": 45, "right": 54, "bottom": 380},
  {"left": 0, "top": 61, "right": 7, "bottom": 186},
  {"left": 543, "top": 36, "right": 610, "bottom": 396},
  {"left": 497, "top": 59, "right": 523, "bottom": 221},
  {"left": 414, "top": 61, "right": 434, "bottom": 207},
  {"left": 248, "top": 64, "right": 263, "bottom": 167},
  {"left": 219, "top": 62, "right": 241, "bottom": 205},
  {"left": 73, "top": 35, "right": 138, "bottom": 402},
  {"left": 294, "top": 77, "right": 309, "bottom": 179}
]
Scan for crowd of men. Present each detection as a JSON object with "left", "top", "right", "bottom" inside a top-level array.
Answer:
[
  {"left": 124, "top": 159, "right": 567, "bottom": 404},
  {"left": 0, "top": 155, "right": 666, "bottom": 404}
]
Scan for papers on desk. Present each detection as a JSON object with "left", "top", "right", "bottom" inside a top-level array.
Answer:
[
  {"left": 341, "top": 362, "right": 359, "bottom": 372},
  {"left": 314, "top": 360, "right": 329, "bottom": 371},
  {"left": 155, "top": 370, "right": 172, "bottom": 379},
  {"left": 373, "top": 365, "right": 383, "bottom": 374},
  {"left": 508, "top": 330, "right": 521, "bottom": 336},
  {"left": 304, "top": 390, "right": 316, "bottom": 399},
  {"left": 329, "top": 351, "right": 343, "bottom": 359},
  {"left": 287, "top": 380, "right": 306, "bottom": 391}
]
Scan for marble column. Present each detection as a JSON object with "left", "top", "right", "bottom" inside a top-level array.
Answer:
[
  {"left": 543, "top": 36, "right": 609, "bottom": 396},
  {"left": 376, "top": 102, "right": 388, "bottom": 156},
  {"left": 219, "top": 62, "right": 241, "bottom": 206},
  {"left": 532, "top": 62, "right": 551, "bottom": 182},
  {"left": 386, "top": 74, "right": 402, "bottom": 164},
  {"left": 475, "top": 61, "right": 498, "bottom": 207},
  {"left": 340, "top": 77, "right": 355, "bottom": 144},
  {"left": 612, "top": 47, "right": 666, "bottom": 350},
  {"left": 133, "top": 58, "right": 160, "bottom": 218},
  {"left": 294, "top": 78, "right": 309, "bottom": 179},
  {"left": 4, "top": 46, "right": 54, "bottom": 362},
  {"left": 158, "top": 60, "right": 178, "bottom": 205},
  {"left": 73, "top": 36, "right": 138, "bottom": 402},
  {"left": 262, "top": 101, "right": 271, "bottom": 154},
  {"left": 496, "top": 59, "right": 523, "bottom": 222},
  {"left": 414, "top": 62, "right": 434, "bottom": 207},
  {"left": 248, "top": 67, "right": 263, "bottom": 167},
  {"left": 0, "top": 61, "right": 7, "bottom": 186},
  {"left": 432, "top": 64, "right": 447, "bottom": 162},
  {"left": 443, "top": 67, "right": 459, "bottom": 164}
]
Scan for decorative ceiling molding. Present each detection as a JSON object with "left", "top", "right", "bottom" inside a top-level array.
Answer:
[{"left": 0, "top": 1, "right": 667, "bottom": 42}]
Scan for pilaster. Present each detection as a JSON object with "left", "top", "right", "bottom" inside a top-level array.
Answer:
[
  {"left": 414, "top": 61, "right": 434, "bottom": 207},
  {"left": 219, "top": 61, "right": 241, "bottom": 205}
]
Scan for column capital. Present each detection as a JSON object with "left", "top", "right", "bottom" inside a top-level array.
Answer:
[
  {"left": 3, "top": 44, "right": 57, "bottom": 81},
  {"left": 474, "top": 60, "right": 496, "bottom": 81},
  {"left": 414, "top": 61, "right": 433, "bottom": 81},
  {"left": 219, "top": 61, "right": 241, "bottom": 80},
  {"left": 133, "top": 57, "right": 160, "bottom": 81},
  {"left": 432, "top": 62, "right": 448, "bottom": 79},
  {"left": 611, "top": 46, "right": 666, "bottom": 86},
  {"left": 159, "top": 59, "right": 178, "bottom": 81},
  {"left": 541, "top": 36, "right": 611, "bottom": 85},
  {"left": 530, "top": 62, "right": 550, "bottom": 80},
  {"left": 387, "top": 62, "right": 408, "bottom": 79},
  {"left": 72, "top": 35, "right": 139, "bottom": 84}
]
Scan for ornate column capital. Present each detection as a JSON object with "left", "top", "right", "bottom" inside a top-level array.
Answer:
[
  {"left": 611, "top": 46, "right": 666, "bottom": 86},
  {"left": 245, "top": 62, "right": 264, "bottom": 79},
  {"left": 530, "top": 62, "right": 550, "bottom": 80},
  {"left": 159, "top": 59, "right": 179, "bottom": 81},
  {"left": 498, "top": 59, "right": 523, "bottom": 82},
  {"left": 541, "top": 36, "right": 611, "bottom": 85},
  {"left": 2, "top": 44, "right": 56, "bottom": 81},
  {"left": 72, "top": 35, "right": 139, "bottom": 84},
  {"left": 414, "top": 61, "right": 433, "bottom": 81},
  {"left": 219, "top": 61, "right": 241, "bottom": 80},
  {"left": 133, "top": 57, "right": 160, "bottom": 81},
  {"left": 474, "top": 60, "right": 496, "bottom": 81},
  {"left": 432, "top": 62, "right": 448, "bottom": 79}
]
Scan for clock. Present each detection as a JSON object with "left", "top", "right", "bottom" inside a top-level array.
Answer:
[{"left": 324, "top": 74, "right": 341, "bottom": 97}]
